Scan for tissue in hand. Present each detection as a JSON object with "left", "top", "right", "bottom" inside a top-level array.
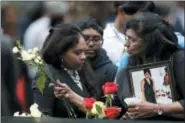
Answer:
[{"left": 124, "top": 97, "right": 141, "bottom": 106}]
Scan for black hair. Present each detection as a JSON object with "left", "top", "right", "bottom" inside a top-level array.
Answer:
[
  {"left": 114, "top": 1, "right": 155, "bottom": 15},
  {"left": 143, "top": 69, "right": 151, "bottom": 76},
  {"left": 42, "top": 23, "right": 82, "bottom": 69},
  {"left": 164, "top": 67, "right": 168, "bottom": 73},
  {"left": 75, "top": 17, "right": 104, "bottom": 36},
  {"left": 125, "top": 12, "right": 179, "bottom": 65},
  {"left": 41, "top": 23, "right": 102, "bottom": 99},
  {"left": 153, "top": 3, "right": 171, "bottom": 18}
]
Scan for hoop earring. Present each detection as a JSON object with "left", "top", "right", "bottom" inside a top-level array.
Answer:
[{"left": 61, "top": 57, "right": 64, "bottom": 68}]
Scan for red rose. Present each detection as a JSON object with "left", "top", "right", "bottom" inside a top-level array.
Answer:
[
  {"left": 104, "top": 107, "right": 121, "bottom": 119},
  {"left": 102, "top": 82, "right": 118, "bottom": 94},
  {"left": 83, "top": 98, "right": 96, "bottom": 110}
]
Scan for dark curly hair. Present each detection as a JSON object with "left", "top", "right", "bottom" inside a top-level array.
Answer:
[
  {"left": 114, "top": 1, "right": 155, "bottom": 15},
  {"left": 75, "top": 17, "right": 104, "bottom": 36}
]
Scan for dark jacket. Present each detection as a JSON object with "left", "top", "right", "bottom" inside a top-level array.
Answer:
[
  {"left": 88, "top": 48, "right": 118, "bottom": 87},
  {"left": 116, "top": 50, "right": 184, "bottom": 120},
  {"left": 32, "top": 63, "right": 101, "bottom": 118},
  {"left": 1, "top": 39, "right": 20, "bottom": 116}
]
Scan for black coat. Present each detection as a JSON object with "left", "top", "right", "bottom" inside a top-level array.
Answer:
[
  {"left": 1, "top": 37, "right": 33, "bottom": 115},
  {"left": 1, "top": 39, "right": 20, "bottom": 116},
  {"left": 33, "top": 63, "right": 101, "bottom": 118}
]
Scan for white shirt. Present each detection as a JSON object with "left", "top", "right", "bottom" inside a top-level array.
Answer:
[
  {"left": 23, "top": 16, "right": 51, "bottom": 80},
  {"left": 24, "top": 16, "right": 51, "bottom": 50},
  {"left": 103, "top": 23, "right": 126, "bottom": 67},
  {"left": 64, "top": 68, "right": 83, "bottom": 91}
]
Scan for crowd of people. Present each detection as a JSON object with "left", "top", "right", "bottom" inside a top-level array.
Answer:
[{"left": 1, "top": 1, "right": 184, "bottom": 120}]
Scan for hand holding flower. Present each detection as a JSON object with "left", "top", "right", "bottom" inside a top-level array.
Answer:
[{"left": 53, "top": 80, "right": 74, "bottom": 99}]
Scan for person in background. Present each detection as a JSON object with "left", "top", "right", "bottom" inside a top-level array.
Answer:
[
  {"left": 76, "top": 18, "right": 117, "bottom": 95},
  {"left": 23, "top": 1, "right": 69, "bottom": 88},
  {"left": 175, "top": 2, "right": 184, "bottom": 36},
  {"left": 1, "top": 38, "right": 20, "bottom": 116},
  {"left": 1, "top": 7, "right": 34, "bottom": 113},
  {"left": 103, "top": 1, "right": 155, "bottom": 66},
  {"left": 1, "top": 34, "right": 33, "bottom": 116},
  {"left": 33, "top": 24, "right": 102, "bottom": 118},
  {"left": 154, "top": 1, "right": 184, "bottom": 48},
  {"left": 23, "top": 1, "right": 69, "bottom": 50},
  {"left": 18, "top": 1, "right": 44, "bottom": 42},
  {"left": 116, "top": 12, "right": 184, "bottom": 120},
  {"left": 1, "top": 5, "right": 19, "bottom": 46}
]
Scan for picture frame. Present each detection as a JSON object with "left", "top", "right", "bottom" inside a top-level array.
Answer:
[{"left": 126, "top": 60, "right": 178, "bottom": 104}]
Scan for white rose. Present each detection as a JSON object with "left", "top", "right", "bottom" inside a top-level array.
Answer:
[
  {"left": 32, "top": 47, "right": 39, "bottom": 54},
  {"left": 37, "top": 56, "right": 42, "bottom": 60},
  {"left": 21, "top": 50, "right": 33, "bottom": 61},
  {"left": 34, "top": 58, "right": 40, "bottom": 64},
  {"left": 27, "top": 49, "right": 32, "bottom": 54},
  {"left": 91, "top": 101, "right": 105, "bottom": 116},
  {"left": 124, "top": 97, "right": 141, "bottom": 106},
  {"left": 14, "top": 112, "right": 20, "bottom": 116},
  {"left": 14, "top": 112, "right": 31, "bottom": 117},
  {"left": 30, "top": 54, "right": 36, "bottom": 59},
  {"left": 30, "top": 103, "right": 42, "bottom": 117},
  {"left": 12, "top": 47, "right": 19, "bottom": 53},
  {"left": 38, "top": 61, "right": 43, "bottom": 65}
]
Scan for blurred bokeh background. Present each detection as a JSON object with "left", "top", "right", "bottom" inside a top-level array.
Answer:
[{"left": 1, "top": 1, "right": 184, "bottom": 47}]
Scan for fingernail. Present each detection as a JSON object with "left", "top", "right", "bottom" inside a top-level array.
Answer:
[{"left": 49, "top": 83, "right": 55, "bottom": 87}]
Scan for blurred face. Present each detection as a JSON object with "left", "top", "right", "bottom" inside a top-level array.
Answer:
[
  {"left": 124, "top": 29, "right": 144, "bottom": 56},
  {"left": 3, "top": 6, "right": 17, "bottom": 25},
  {"left": 82, "top": 28, "right": 102, "bottom": 58},
  {"left": 63, "top": 35, "right": 87, "bottom": 70},
  {"left": 144, "top": 72, "right": 151, "bottom": 79}
]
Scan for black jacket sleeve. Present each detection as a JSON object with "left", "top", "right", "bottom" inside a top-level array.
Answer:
[
  {"left": 1, "top": 40, "right": 20, "bottom": 116},
  {"left": 33, "top": 78, "right": 55, "bottom": 116},
  {"left": 106, "top": 63, "right": 118, "bottom": 82},
  {"left": 173, "top": 50, "right": 185, "bottom": 108}
]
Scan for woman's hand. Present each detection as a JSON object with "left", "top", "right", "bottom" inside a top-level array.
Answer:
[
  {"left": 123, "top": 101, "right": 157, "bottom": 119},
  {"left": 53, "top": 80, "right": 85, "bottom": 111},
  {"left": 53, "top": 80, "right": 74, "bottom": 99}
]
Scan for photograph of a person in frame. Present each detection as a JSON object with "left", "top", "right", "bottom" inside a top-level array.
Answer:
[
  {"left": 141, "top": 69, "right": 157, "bottom": 103},
  {"left": 163, "top": 67, "right": 169, "bottom": 86}
]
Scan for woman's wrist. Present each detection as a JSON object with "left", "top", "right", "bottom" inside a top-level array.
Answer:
[
  {"left": 67, "top": 91, "right": 76, "bottom": 100},
  {"left": 152, "top": 103, "right": 163, "bottom": 115}
]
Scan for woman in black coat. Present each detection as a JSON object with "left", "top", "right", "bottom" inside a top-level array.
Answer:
[{"left": 33, "top": 24, "right": 102, "bottom": 118}]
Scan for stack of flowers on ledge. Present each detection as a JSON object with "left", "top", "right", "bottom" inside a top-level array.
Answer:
[{"left": 83, "top": 82, "right": 121, "bottom": 119}]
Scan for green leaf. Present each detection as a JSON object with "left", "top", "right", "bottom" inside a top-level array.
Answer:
[
  {"left": 36, "top": 71, "right": 46, "bottom": 95},
  {"left": 95, "top": 104, "right": 103, "bottom": 114}
]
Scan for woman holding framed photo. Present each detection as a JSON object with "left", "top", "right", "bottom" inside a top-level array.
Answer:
[{"left": 116, "top": 12, "right": 184, "bottom": 120}]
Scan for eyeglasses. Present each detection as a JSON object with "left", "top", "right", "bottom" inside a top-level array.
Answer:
[
  {"left": 83, "top": 35, "right": 102, "bottom": 45},
  {"left": 125, "top": 35, "right": 142, "bottom": 44}
]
